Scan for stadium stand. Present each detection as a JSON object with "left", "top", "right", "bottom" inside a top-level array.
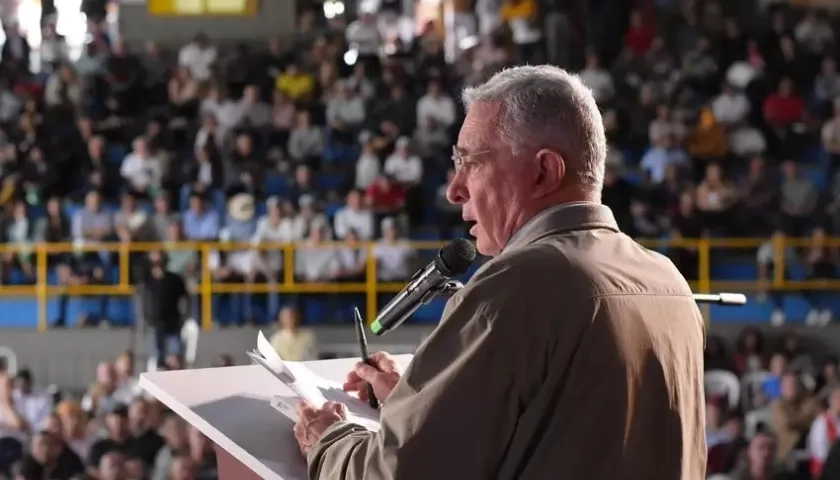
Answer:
[{"left": 5, "top": 0, "right": 840, "bottom": 479}]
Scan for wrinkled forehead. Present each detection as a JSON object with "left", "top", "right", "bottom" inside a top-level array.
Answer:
[{"left": 458, "top": 103, "right": 502, "bottom": 150}]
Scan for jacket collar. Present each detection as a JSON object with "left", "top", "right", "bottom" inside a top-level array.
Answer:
[{"left": 504, "top": 202, "right": 620, "bottom": 252}]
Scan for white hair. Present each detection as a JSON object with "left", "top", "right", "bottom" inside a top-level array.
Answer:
[{"left": 461, "top": 65, "right": 606, "bottom": 192}]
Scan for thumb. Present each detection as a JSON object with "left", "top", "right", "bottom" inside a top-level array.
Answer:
[
  {"left": 354, "top": 362, "right": 380, "bottom": 382},
  {"left": 326, "top": 401, "right": 347, "bottom": 417}
]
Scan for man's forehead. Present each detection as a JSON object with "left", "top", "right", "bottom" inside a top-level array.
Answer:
[{"left": 458, "top": 104, "right": 499, "bottom": 148}]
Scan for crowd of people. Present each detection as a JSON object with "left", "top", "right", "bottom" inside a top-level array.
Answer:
[{"left": 2, "top": 0, "right": 840, "bottom": 478}]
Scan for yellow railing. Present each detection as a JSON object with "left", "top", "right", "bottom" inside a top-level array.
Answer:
[{"left": 0, "top": 237, "right": 836, "bottom": 331}]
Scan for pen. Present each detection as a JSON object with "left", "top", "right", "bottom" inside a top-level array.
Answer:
[{"left": 353, "top": 307, "right": 379, "bottom": 409}]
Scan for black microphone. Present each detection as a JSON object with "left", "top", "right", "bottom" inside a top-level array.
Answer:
[{"left": 370, "top": 238, "right": 477, "bottom": 335}]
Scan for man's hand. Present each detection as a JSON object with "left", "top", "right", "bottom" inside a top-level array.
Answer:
[
  {"left": 294, "top": 401, "right": 347, "bottom": 457},
  {"left": 342, "top": 351, "right": 402, "bottom": 402}
]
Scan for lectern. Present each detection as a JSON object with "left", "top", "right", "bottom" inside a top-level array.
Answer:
[{"left": 140, "top": 355, "right": 413, "bottom": 480}]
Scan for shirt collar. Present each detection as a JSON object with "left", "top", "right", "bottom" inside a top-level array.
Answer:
[{"left": 503, "top": 202, "right": 620, "bottom": 253}]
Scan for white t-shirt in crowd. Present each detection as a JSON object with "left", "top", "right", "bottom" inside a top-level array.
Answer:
[
  {"left": 120, "top": 153, "right": 163, "bottom": 189},
  {"left": 508, "top": 18, "right": 542, "bottom": 45},
  {"left": 178, "top": 42, "right": 218, "bottom": 81},
  {"left": 384, "top": 154, "right": 423, "bottom": 184},
  {"left": 345, "top": 20, "right": 381, "bottom": 55},
  {"left": 374, "top": 240, "right": 414, "bottom": 281},
  {"left": 295, "top": 246, "right": 341, "bottom": 282},
  {"left": 333, "top": 207, "right": 374, "bottom": 240},
  {"left": 416, "top": 94, "right": 456, "bottom": 128},
  {"left": 578, "top": 68, "right": 614, "bottom": 103},
  {"left": 356, "top": 153, "right": 381, "bottom": 190},
  {"left": 712, "top": 93, "right": 750, "bottom": 125},
  {"left": 252, "top": 216, "right": 296, "bottom": 272}
]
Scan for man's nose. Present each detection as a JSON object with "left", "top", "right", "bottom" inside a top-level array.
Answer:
[{"left": 446, "top": 176, "right": 467, "bottom": 205}]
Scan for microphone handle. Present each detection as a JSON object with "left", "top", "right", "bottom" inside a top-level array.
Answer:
[
  {"left": 371, "top": 263, "right": 450, "bottom": 335},
  {"left": 692, "top": 293, "right": 747, "bottom": 306}
]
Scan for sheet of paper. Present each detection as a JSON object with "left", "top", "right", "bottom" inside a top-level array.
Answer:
[{"left": 254, "top": 331, "right": 381, "bottom": 431}]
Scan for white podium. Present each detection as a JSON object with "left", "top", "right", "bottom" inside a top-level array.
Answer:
[{"left": 139, "top": 355, "right": 413, "bottom": 480}]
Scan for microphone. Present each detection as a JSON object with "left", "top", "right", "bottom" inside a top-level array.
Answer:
[
  {"left": 692, "top": 293, "right": 747, "bottom": 306},
  {"left": 371, "top": 238, "right": 477, "bottom": 336}
]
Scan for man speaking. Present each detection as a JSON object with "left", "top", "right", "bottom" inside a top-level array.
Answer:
[{"left": 293, "top": 65, "right": 707, "bottom": 479}]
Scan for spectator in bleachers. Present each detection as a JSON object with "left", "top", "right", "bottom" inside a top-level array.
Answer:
[
  {"left": 337, "top": 229, "right": 367, "bottom": 281},
  {"left": 103, "top": 40, "right": 145, "bottom": 119},
  {"left": 251, "top": 196, "right": 293, "bottom": 277},
  {"left": 740, "top": 156, "right": 779, "bottom": 235},
  {"left": 670, "top": 191, "right": 703, "bottom": 280},
  {"left": 125, "top": 398, "right": 164, "bottom": 467},
  {"left": 120, "top": 137, "right": 163, "bottom": 197},
  {"left": 771, "top": 372, "right": 821, "bottom": 464},
  {"left": 803, "top": 228, "right": 837, "bottom": 326},
  {"left": 269, "top": 91, "right": 295, "bottom": 146},
  {"left": 326, "top": 80, "right": 366, "bottom": 146},
  {"left": 415, "top": 80, "right": 455, "bottom": 130},
  {"left": 780, "top": 160, "right": 819, "bottom": 237},
  {"left": 765, "top": 353, "right": 789, "bottom": 402},
  {"left": 168, "top": 67, "right": 200, "bottom": 126},
  {"left": 55, "top": 400, "right": 92, "bottom": 462},
  {"left": 730, "top": 431, "right": 780, "bottom": 480},
  {"left": 413, "top": 117, "right": 448, "bottom": 161},
  {"left": 288, "top": 165, "right": 319, "bottom": 207},
  {"left": 807, "top": 388, "right": 840, "bottom": 478},
  {"left": 83, "top": 362, "right": 120, "bottom": 419},
  {"left": 821, "top": 102, "right": 840, "bottom": 174},
  {"left": 182, "top": 192, "right": 219, "bottom": 241},
  {"left": 354, "top": 136, "right": 380, "bottom": 190},
  {"left": 177, "top": 33, "right": 217, "bottom": 83},
  {"left": 333, "top": 189, "right": 373, "bottom": 241},
  {"left": 579, "top": 51, "right": 614, "bottom": 105},
  {"left": 0, "top": 371, "right": 28, "bottom": 445},
  {"left": 696, "top": 163, "right": 738, "bottom": 234},
  {"left": 291, "top": 194, "right": 328, "bottom": 241},
  {"left": 86, "top": 403, "right": 134, "bottom": 469},
  {"left": 641, "top": 133, "right": 691, "bottom": 184},
  {"left": 114, "top": 193, "right": 147, "bottom": 265},
  {"left": 275, "top": 63, "right": 315, "bottom": 103},
  {"left": 764, "top": 78, "right": 805, "bottom": 131},
  {"left": 373, "top": 217, "right": 414, "bottom": 282},
  {"left": 95, "top": 449, "right": 127, "bottom": 480},
  {"left": 287, "top": 110, "right": 324, "bottom": 167},
  {"left": 14, "top": 430, "right": 84, "bottom": 480},
  {"left": 10, "top": 370, "right": 51, "bottom": 434},
  {"left": 366, "top": 175, "right": 405, "bottom": 228},
  {"left": 44, "top": 63, "right": 82, "bottom": 111},
  {"left": 294, "top": 223, "right": 340, "bottom": 283},
  {"left": 150, "top": 414, "right": 187, "bottom": 480},
  {"left": 1, "top": 199, "right": 35, "bottom": 283},
  {"left": 814, "top": 59, "right": 840, "bottom": 109},
  {"left": 78, "top": 136, "right": 119, "bottom": 202},
  {"left": 269, "top": 305, "right": 316, "bottom": 361}
]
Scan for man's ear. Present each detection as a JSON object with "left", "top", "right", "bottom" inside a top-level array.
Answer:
[{"left": 531, "top": 148, "right": 565, "bottom": 198}]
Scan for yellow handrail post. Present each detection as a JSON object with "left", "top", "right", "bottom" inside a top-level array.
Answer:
[
  {"left": 200, "top": 245, "right": 212, "bottom": 331},
  {"left": 283, "top": 244, "right": 294, "bottom": 286},
  {"left": 365, "top": 243, "right": 377, "bottom": 324},
  {"left": 118, "top": 243, "right": 130, "bottom": 287},
  {"left": 35, "top": 244, "right": 48, "bottom": 332},
  {"left": 698, "top": 238, "right": 711, "bottom": 326},
  {"left": 773, "top": 235, "right": 785, "bottom": 288}
]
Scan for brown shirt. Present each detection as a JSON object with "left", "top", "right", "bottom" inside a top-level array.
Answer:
[{"left": 308, "top": 203, "right": 707, "bottom": 480}]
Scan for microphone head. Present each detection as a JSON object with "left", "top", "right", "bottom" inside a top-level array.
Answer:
[{"left": 435, "top": 238, "right": 477, "bottom": 276}]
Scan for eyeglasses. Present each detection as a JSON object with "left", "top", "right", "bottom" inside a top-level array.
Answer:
[{"left": 451, "top": 146, "right": 492, "bottom": 171}]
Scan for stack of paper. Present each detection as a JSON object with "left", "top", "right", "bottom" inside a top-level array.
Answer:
[{"left": 247, "top": 331, "right": 381, "bottom": 431}]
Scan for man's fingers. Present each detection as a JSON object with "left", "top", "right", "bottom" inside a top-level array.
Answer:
[
  {"left": 345, "top": 370, "right": 362, "bottom": 384},
  {"left": 370, "top": 351, "right": 400, "bottom": 373},
  {"left": 297, "top": 400, "right": 316, "bottom": 417},
  {"left": 355, "top": 362, "right": 381, "bottom": 381},
  {"left": 325, "top": 401, "right": 347, "bottom": 417},
  {"left": 343, "top": 380, "right": 369, "bottom": 400}
]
